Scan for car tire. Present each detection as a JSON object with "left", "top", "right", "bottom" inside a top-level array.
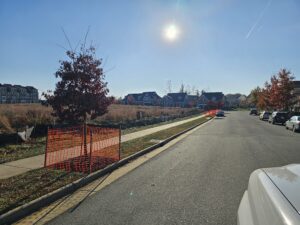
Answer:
[{"left": 286, "top": 126, "right": 288, "bottom": 130}]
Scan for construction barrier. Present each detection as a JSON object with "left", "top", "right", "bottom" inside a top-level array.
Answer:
[
  {"left": 205, "top": 109, "right": 218, "bottom": 117},
  {"left": 44, "top": 125, "right": 120, "bottom": 173}
]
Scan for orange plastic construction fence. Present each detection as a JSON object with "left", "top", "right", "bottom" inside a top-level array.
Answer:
[
  {"left": 44, "top": 125, "right": 120, "bottom": 173},
  {"left": 205, "top": 109, "right": 219, "bottom": 117}
]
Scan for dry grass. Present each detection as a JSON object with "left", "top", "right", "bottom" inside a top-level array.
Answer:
[
  {"left": 0, "top": 104, "right": 199, "bottom": 133},
  {"left": 0, "top": 104, "right": 53, "bottom": 133},
  {"left": 0, "top": 115, "right": 14, "bottom": 133},
  {"left": 98, "top": 104, "right": 198, "bottom": 122}
]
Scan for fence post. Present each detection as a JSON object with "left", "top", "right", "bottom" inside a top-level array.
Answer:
[
  {"left": 89, "top": 128, "right": 93, "bottom": 173},
  {"left": 44, "top": 127, "right": 49, "bottom": 168},
  {"left": 119, "top": 125, "right": 121, "bottom": 160}
]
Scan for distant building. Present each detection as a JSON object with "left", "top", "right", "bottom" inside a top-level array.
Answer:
[
  {"left": 224, "top": 93, "right": 247, "bottom": 108},
  {"left": 123, "top": 91, "right": 201, "bottom": 108},
  {"left": 161, "top": 95, "right": 174, "bottom": 107},
  {"left": 165, "top": 93, "right": 187, "bottom": 107},
  {"left": 184, "top": 95, "right": 199, "bottom": 108},
  {"left": 197, "top": 92, "right": 225, "bottom": 109},
  {"left": 123, "top": 92, "right": 161, "bottom": 106},
  {"left": 123, "top": 91, "right": 226, "bottom": 109},
  {"left": 0, "top": 84, "right": 39, "bottom": 104},
  {"left": 161, "top": 93, "right": 199, "bottom": 108}
]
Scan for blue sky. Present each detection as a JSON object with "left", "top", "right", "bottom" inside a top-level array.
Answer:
[{"left": 0, "top": 0, "right": 300, "bottom": 98}]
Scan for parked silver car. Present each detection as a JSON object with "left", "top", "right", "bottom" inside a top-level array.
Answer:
[
  {"left": 285, "top": 116, "right": 300, "bottom": 132},
  {"left": 238, "top": 164, "right": 300, "bottom": 225}
]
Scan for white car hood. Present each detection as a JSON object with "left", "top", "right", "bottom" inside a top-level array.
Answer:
[{"left": 263, "top": 164, "right": 300, "bottom": 215}]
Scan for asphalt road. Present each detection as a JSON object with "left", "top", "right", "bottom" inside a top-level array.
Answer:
[{"left": 49, "top": 111, "right": 300, "bottom": 225}]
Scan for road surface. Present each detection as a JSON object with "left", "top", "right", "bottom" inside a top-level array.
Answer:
[{"left": 49, "top": 111, "right": 300, "bottom": 225}]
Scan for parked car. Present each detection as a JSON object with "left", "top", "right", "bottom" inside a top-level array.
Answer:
[
  {"left": 259, "top": 111, "right": 271, "bottom": 121},
  {"left": 249, "top": 108, "right": 258, "bottom": 115},
  {"left": 216, "top": 110, "right": 225, "bottom": 117},
  {"left": 285, "top": 116, "right": 300, "bottom": 132},
  {"left": 238, "top": 164, "right": 300, "bottom": 225},
  {"left": 268, "top": 111, "right": 289, "bottom": 125}
]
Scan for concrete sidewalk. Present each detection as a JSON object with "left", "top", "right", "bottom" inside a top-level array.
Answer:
[{"left": 0, "top": 114, "right": 206, "bottom": 179}]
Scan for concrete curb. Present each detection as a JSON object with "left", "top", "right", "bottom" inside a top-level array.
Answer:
[{"left": 0, "top": 116, "right": 213, "bottom": 225}]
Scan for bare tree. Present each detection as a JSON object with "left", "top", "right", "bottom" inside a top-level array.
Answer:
[
  {"left": 185, "top": 85, "right": 191, "bottom": 94},
  {"left": 166, "top": 80, "right": 172, "bottom": 93},
  {"left": 179, "top": 83, "right": 185, "bottom": 93}
]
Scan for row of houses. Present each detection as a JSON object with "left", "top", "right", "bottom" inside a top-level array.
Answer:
[
  {"left": 123, "top": 92, "right": 225, "bottom": 109},
  {"left": 0, "top": 84, "right": 39, "bottom": 104}
]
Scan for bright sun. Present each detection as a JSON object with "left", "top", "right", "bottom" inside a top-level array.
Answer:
[{"left": 163, "top": 24, "right": 180, "bottom": 42}]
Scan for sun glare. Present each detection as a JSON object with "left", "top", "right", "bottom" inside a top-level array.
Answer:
[{"left": 163, "top": 24, "right": 180, "bottom": 42}]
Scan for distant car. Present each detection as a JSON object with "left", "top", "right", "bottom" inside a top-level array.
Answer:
[
  {"left": 216, "top": 110, "right": 225, "bottom": 117},
  {"left": 285, "top": 116, "right": 300, "bottom": 132},
  {"left": 259, "top": 111, "right": 271, "bottom": 120},
  {"left": 249, "top": 108, "right": 258, "bottom": 115},
  {"left": 268, "top": 111, "right": 289, "bottom": 125},
  {"left": 238, "top": 164, "right": 300, "bottom": 225}
]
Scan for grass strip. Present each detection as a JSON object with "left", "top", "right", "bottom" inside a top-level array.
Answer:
[
  {"left": 0, "top": 137, "right": 45, "bottom": 164},
  {"left": 122, "top": 113, "right": 204, "bottom": 135},
  {"left": 121, "top": 116, "right": 209, "bottom": 158},
  {"left": 0, "top": 168, "right": 83, "bottom": 215}
]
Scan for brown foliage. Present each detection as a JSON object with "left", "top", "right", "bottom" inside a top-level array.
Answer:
[
  {"left": 97, "top": 104, "right": 197, "bottom": 122},
  {"left": 44, "top": 45, "right": 112, "bottom": 124},
  {"left": 0, "top": 104, "right": 198, "bottom": 133},
  {"left": 0, "top": 104, "right": 53, "bottom": 133},
  {"left": 252, "top": 68, "right": 295, "bottom": 111}
]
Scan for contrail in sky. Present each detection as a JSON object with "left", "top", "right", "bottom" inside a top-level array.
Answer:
[{"left": 245, "top": 0, "right": 273, "bottom": 39}]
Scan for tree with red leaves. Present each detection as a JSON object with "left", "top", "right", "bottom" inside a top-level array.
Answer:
[
  {"left": 269, "top": 69, "right": 295, "bottom": 110},
  {"left": 269, "top": 75, "right": 280, "bottom": 109},
  {"left": 257, "top": 83, "right": 272, "bottom": 110},
  {"left": 277, "top": 69, "right": 295, "bottom": 110},
  {"left": 249, "top": 86, "right": 261, "bottom": 107},
  {"left": 252, "top": 68, "right": 295, "bottom": 111},
  {"left": 44, "top": 45, "right": 112, "bottom": 124},
  {"left": 44, "top": 45, "right": 112, "bottom": 158}
]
